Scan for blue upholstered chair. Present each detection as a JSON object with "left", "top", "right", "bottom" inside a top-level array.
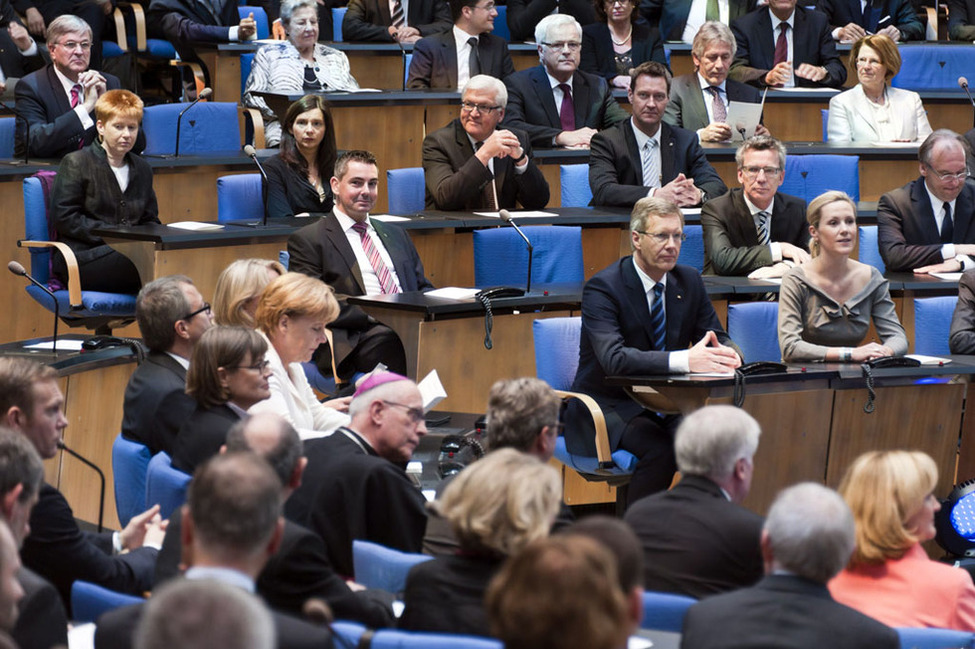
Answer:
[
  {"left": 895, "top": 626, "right": 975, "bottom": 649},
  {"left": 0, "top": 118, "right": 15, "bottom": 158},
  {"left": 368, "top": 630, "right": 503, "bottom": 649},
  {"left": 237, "top": 5, "right": 270, "bottom": 38},
  {"left": 145, "top": 452, "right": 191, "bottom": 520},
  {"left": 217, "top": 174, "right": 264, "bottom": 223},
  {"left": 351, "top": 540, "right": 432, "bottom": 593},
  {"left": 332, "top": 7, "right": 347, "bottom": 40},
  {"left": 473, "top": 226, "right": 584, "bottom": 288},
  {"left": 858, "top": 225, "right": 885, "bottom": 274},
  {"left": 891, "top": 46, "right": 972, "bottom": 91},
  {"left": 821, "top": 108, "right": 828, "bottom": 142},
  {"left": 560, "top": 164, "right": 592, "bottom": 207},
  {"left": 240, "top": 51, "right": 255, "bottom": 95},
  {"left": 404, "top": 52, "right": 412, "bottom": 87},
  {"left": 678, "top": 225, "right": 705, "bottom": 271},
  {"left": 727, "top": 302, "right": 781, "bottom": 363},
  {"left": 387, "top": 167, "right": 425, "bottom": 215},
  {"left": 493, "top": 5, "right": 510, "bottom": 40},
  {"left": 141, "top": 102, "right": 242, "bottom": 156},
  {"left": 333, "top": 621, "right": 368, "bottom": 647},
  {"left": 112, "top": 433, "right": 151, "bottom": 527},
  {"left": 71, "top": 581, "right": 143, "bottom": 623},
  {"left": 914, "top": 296, "right": 958, "bottom": 356},
  {"left": 780, "top": 155, "right": 860, "bottom": 204},
  {"left": 641, "top": 591, "right": 697, "bottom": 633}
]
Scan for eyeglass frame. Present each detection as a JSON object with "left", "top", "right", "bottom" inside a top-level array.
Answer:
[
  {"left": 540, "top": 41, "right": 582, "bottom": 51},
  {"left": 635, "top": 230, "right": 687, "bottom": 244},
  {"left": 181, "top": 302, "right": 212, "bottom": 321},
  {"left": 229, "top": 359, "right": 272, "bottom": 372},
  {"left": 739, "top": 165, "right": 782, "bottom": 178},
  {"left": 461, "top": 101, "right": 503, "bottom": 114},
  {"left": 381, "top": 400, "right": 426, "bottom": 423},
  {"left": 924, "top": 163, "right": 969, "bottom": 182},
  {"left": 56, "top": 40, "right": 93, "bottom": 51}
]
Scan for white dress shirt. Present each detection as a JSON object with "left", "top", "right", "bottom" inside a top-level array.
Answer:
[
  {"left": 632, "top": 257, "right": 691, "bottom": 373},
  {"left": 334, "top": 207, "right": 403, "bottom": 295}
]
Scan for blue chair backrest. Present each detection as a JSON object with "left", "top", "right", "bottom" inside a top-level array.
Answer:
[
  {"left": 641, "top": 590, "right": 697, "bottom": 633},
  {"left": 238, "top": 5, "right": 269, "bottom": 39},
  {"left": 217, "top": 173, "right": 263, "bottom": 223},
  {"left": 560, "top": 164, "right": 592, "bottom": 207},
  {"left": 473, "top": 225, "right": 584, "bottom": 288},
  {"left": 112, "top": 433, "right": 151, "bottom": 527},
  {"left": 240, "top": 51, "right": 255, "bottom": 94},
  {"left": 71, "top": 580, "right": 143, "bottom": 623},
  {"left": 23, "top": 176, "right": 52, "bottom": 284},
  {"left": 333, "top": 7, "right": 347, "bottom": 40},
  {"left": 387, "top": 167, "right": 425, "bottom": 215},
  {"left": 858, "top": 225, "right": 885, "bottom": 274},
  {"left": 279, "top": 250, "right": 290, "bottom": 269},
  {"left": 333, "top": 621, "right": 368, "bottom": 647},
  {"left": 142, "top": 102, "right": 241, "bottom": 156},
  {"left": 352, "top": 539, "right": 433, "bottom": 592},
  {"left": 821, "top": 108, "right": 828, "bottom": 142},
  {"left": 727, "top": 302, "right": 781, "bottom": 363},
  {"left": 533, "top": 316, "right": 580, "bottom": 391},
  {"left": 493, "top": 5, "right": 510, "bottom": 40},
  {"left": 404, "top": 52, "right": 412, "bottom": 87},
  {"left": 368, "top": 630, "right": 503, "bottom": 649},
  {"left": 678, "top": 224, "right": 704, "bottom": 271},
  {"left": 914, "top": 296, "right": 958, "bottom": 356},
  {"left": 0, "top": 118, "right": 14, "bottom": 158},
  {"left": 895, "top": 627, "right": 975, "bottom": 649},
  {"left": 892, "top": 46, "right": 972, "bottom": 91},
  {"left": 780, "top": 154, "right": 859, "bottom": 203},
  {"left": 145, "top": 452, "right": 191, "bottom": 520}
]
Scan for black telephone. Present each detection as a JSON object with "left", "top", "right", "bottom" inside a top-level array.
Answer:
[
  {"left": 437, "top": 434, "right": 485, "bottom": 479},
  {"left": 737, "top": 361, "right": 787, "bottom": 377},
  {"left": 863, "top": 356, "right": 921, "bottom": 370},
  {"left": 475, "top": 286, "right": 525, "bottom": 300}
]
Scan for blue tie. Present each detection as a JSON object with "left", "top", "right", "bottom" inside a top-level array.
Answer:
[{"left": 650, "top": 283, "right": 666, "bottom": 351}]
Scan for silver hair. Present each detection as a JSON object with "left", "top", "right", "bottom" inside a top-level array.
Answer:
[
  {"left": 280, "top": 0, "right": 318, "bottom": 28},
  {"left": 463, "top": 74, "right": 508, "bottom": 108},
  {"left": 674, "top": 405, "right": 760, "bottom": 480},
  {"left": 691, "top": 21, "right": 736, "bottom": 59},
  {"left": 46, "top": 15, "right": 92, "bottom": 48},
  {"left": 534, "top": 14, "right": 582, "bottom": 49},
  {"left": 734, "top": 135, "right": 787, "bottom": 170}
]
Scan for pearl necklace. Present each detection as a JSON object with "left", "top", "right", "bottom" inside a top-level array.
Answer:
[{"left": 611, "top": 25, "right": 632, "bottom": 46}]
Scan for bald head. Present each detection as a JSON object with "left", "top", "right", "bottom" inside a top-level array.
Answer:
[{"left": 225, "top": 413, "right": 302, "bottom": 489}]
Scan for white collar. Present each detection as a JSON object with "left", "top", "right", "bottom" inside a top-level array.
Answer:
[
  {"left": 632, "top": 256, "right": 667, "bottom": 294},
  {"left": 334, "top": 207, "right": 372, "bottom": 233}
]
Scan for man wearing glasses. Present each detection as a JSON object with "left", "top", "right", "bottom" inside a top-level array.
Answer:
[
  {"left": 422, "top": 74, "right": 549, "bottom": 210},
  {"left": 878, "top": 129, "right": 975, "bottom": 273},
  {"left": 502, "top": 14, "right": 627, "bottom": 149},
  {"left": 700, "top": 136, "right": 809, "bottom": 277}
]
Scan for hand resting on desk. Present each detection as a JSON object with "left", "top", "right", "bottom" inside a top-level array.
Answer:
[{"left": 689, "top": 331, "right": 742, "bottom": 373}]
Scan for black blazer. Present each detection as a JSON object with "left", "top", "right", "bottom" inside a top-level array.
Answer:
[
  {"left": 264, "top": 154, "right": 334, "bottom": 219},
  {"left": 407, "top": 30, "right": 514, "bottom": 89},
  {"left": 0, "top": 4, "right": 45, "bottom": 83},
  {"left": 817, "top": 0, "right": 923, "bottom": 40},
  {"left": 171, "top": 403, "right": 242, "bottom": 475},
  {"left": 663, "top": 72, "right": 762, "bottom": 134},
  {"left": 949, "top": 0, "right": 975, "bottom": 39},
  {"left": 729, "top": 6, "right": 847, "bottom": 89},
  {"left": 588, "top": 120, "right": 727, "bottom": 207},
  {"left": 422, "top": 118, "right": 550, "bottom": 210},
  {"left": 505, "top": 0, "right": 595, "bottom": 41},
  {"left": 580, "top": 21, "right": 667, "bottom": 83},
  {"left": 342, "top": 0, "right": 451, "bottom": 42},
  {"left": 877, "top": 177, "right": 975, "bottom": 272},
  {"left": 399, "top": 554, "right": 503, "bottom": 636},
  {"left": 639, "top": 0, "right": 755, "bottom": 42},
  {"left": 12, "top": 567, "right": 68, "bottom": 649},
  {"left": 950, "top": 271, "right": 975, "bottom": 354},
  {"left": 501, "top": 64, "right": 629, "bottom": 149},
  {"left": 701, "top": 187, "right": 809, "bottom": 275},
  {"left": 121, "top": 352, "right": 188, "bottom": 455}
]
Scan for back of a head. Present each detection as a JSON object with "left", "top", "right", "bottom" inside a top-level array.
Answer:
[
  {"left": 136, "top": 276, "right": 193, "bottom": 353},
  {"left": 213, "top": 259, "right": 286, "bottom": 328},
  {"left": 0, "top": 427, "right": 43, "bottom": 533},
  {"left": 562, "top": 515, "right": 644, "bottom": 594},
  {"left": 675, "top": 405, "right": 761, "bottom": 480},
  {"left": 0, "top": 358, "right": 56, "bottom": 420},
  {"left": 485, "top": 378, "right": 560, "bottom": 455},
  {"left": 135, "top": 578, "right": 274, "bottom": 649},
  {"left": 224, "top": 413, "right": 302, "bottom": 487},
  {"left": 764, "top": 482, "right": 855, "bottom": 583}
]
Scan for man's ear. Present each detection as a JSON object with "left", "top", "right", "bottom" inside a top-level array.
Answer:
[
  {"left": 265, "top": 517, "right": 285, "bottom": 557},
  {"left": 289, "top": 457, "right": 308, "bottom": 491},
  {"left": 0, "top": 484, "right": 23, "bottom": 520},
  {"left": 174, "top": 318, "right": 190, "bottom": 341},
  {"left": 3, "top": 406, "right": 24, "bottom": 431},
  {"left": 760, "top": 529, "right": 774, "bottom": 574}
]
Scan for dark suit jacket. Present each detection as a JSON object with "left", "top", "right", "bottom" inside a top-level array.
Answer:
[
  {"left": 287, "top": 212, "right": 433, "bottom": 366},
  {"left": 505, "top": 0, "right": 595, "bottom": 41},
  {"left": 283, "top": 428, "right": 428, "bottom": 579},
  {"left": 14, "top": 64, "right": 129, "bottom": 159},
  {"left": 342, "top": 0, "right": 451, "bottom": 42},
  {"left": 681, "top": 574, "right": 900, "bottom": 649},
  {"left": 729, "top": 6, "right": 847, "bottom": 89},
  {"left": 422, "top": 118, "right": 550, "bottom": 210},
  {"left": 121, "top": 352, "right": 188, "bottom": 455},
  {"left": 818, "top": 0, "right": 923, "bottom": 40},
  {"left": 639, "top": 0, "right": 755, "bottom": 42},
  {"left": 12, "top": 567, "right": 68, "bottom": 649},
  {"left": 21, "top": 484, "right": 158, "bottom": 610},
  {"left": 623, "top": 475, "right": 763, "bottom": 598},
  {"left": 588, "top": 120, "right": 727, "bottom": 207},
  {"left": 147, "top": 0, "right": 243, "bottom": 50},
  {"left": 949, "top": 0, "right": 975, "bottom": 39},
  {"left": 701, "top": 188, "right": 809, "bottom": 275},
  {"left": 877, "top": 177, "right": 975, "bottom": 272},
  {"left": 565, "top": 259, "right": 735, "bottom": 455},
  {"left": 950, "top": 270, "right": 975, "bottom": 354},
  {"left": 580, "top": 21, "right": 667, "bottom": 82},
  {"left": 171, "top": 403, "right": 241, "bottom": 475},
  {"left": 501, "top": 64, "right": 629, "bottom": 149},
  {"left": 0, "top": 3, "right": 45, "bottom": 83},
  {"left": 398, "top": 554, "right": 502, "bottom": 636},
  {"left": 663, "top": 73, "right": 762, "bottom": 134},
  {"left": 265, "top": 155, "right": 334, "bottom": 219},
  {"left": 407, "top": 30, "right": 514, "bottom": 89}
]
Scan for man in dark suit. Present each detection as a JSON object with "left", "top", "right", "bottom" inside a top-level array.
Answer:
[
  {"left": 95, "top": 453, "right": 334, "bottom": 649},
  {"left": 342, "top": 0, "right": 450, "bottom": 43},
  {"left": 407, "top": 0, "right": 513, "bottom": 89},
  {"left": 122, "top": 276, "right": 212, "bottom": 455},
  {"left": 728, "top": 0, "right": 846, "bottom": 89},
  {"left": 950, "top": 270, "right": 975, "bottom": 354},
  {"left": 502, "top": 14, "right": 628, "bottom": 149},
  {"left": 624, "top": 405, "right": 764, "bottom": 598},
  {"left": 564, "top": 197, "right": 741, "bottom": 505},
  {"left": 818, "top": 0, "right": 923, "bottom": 42},
  {"left": 11, "top": 0, "right": 108, "bottom": 71},
  {"left": 639, "top": 0, "right": 755, "bottom": 43},
  {"left": 681, "top": 482, "right": 899, "bottom": 649},
  {"left": 283, "top": 373, "right": 428, "bottom": 578},
  {"left": 701, "top": 136, "right": 809, "bottom": 276},
  {"left": 506, "top": 0, "right": 595, "bottom": 42},
  {"left": 949, "top": 0, "right": 975, "bottom": 39},
  {"left": 878, "top": 129, "right": 975, "bottom": 273},
  {"left": 423, "top": 74, "right": 550, "bottom": 210},
  {"left": 288, "top": 150, "right": 434, "bottom": 381},
  {"left": 147, "top": 0, "right": 257, "bottom": 72},
  {"left": 589, "top": 61, "right": 727, "bottom": 208},
  {"left": 0, "top": 0, "right": 45, "bottom": 95}
]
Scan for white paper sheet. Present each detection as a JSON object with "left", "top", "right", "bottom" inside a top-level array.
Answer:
[
  {"left": 424, "top": 287, "right": 479, "bottom": 300},
  {"left": 472, "top": 210, "right": 558, "bottom": 218},
  {"left": 168, "top": 221, "right": 224, "bottom": 231}
]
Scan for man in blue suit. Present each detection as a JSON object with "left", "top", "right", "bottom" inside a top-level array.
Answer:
[
  {"left": 564, "top": 197, "right": 741, "bottom": 506},
  {"left": 639, "top": 0, "right": 755, "bottom": 43},
  {"left": 817, "top": 0, "right": 923, "bottom": 42}
]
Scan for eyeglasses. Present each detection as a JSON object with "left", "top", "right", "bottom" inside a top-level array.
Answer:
[
  {"left": 461, "top": 101, "right": 502, "bottom": 114},
  {"left": 855, "top": 57, "right": 882, "bottom": 67},
  {"left": 926, "top": 164, "right": 969, "bottom": 182},
  {"left": 636, "top": 231, "right": 686, "bottom": 244},
  {"left": 740, "top": 165, "right": 781, "bottom": 178},
  {"left": 382, "top": 400, "right": 426, "bottom": 423},
  {"left": 231, "top": 359, "right": 271, "bottom": 372},
  {"left": 541, "top": 41, "right": 582, "bottom": 52},
  {"left": 57, "top": 40, "right": 92, "bottom": 51},
  {"left": 181, "top": 302, "right": 211, "bottom": 321},
  {"left": 474, "top": 2, "right": 496, "bottom": 10}
]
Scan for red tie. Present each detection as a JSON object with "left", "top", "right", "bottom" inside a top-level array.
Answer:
[
  {"left": 70, "top": 84, "right": 82, "bottom": 108},
  {"left": 558, "top": 83, "right": 574, "bottom": 132},
  {"left": 351, "top": 221, "right": 400, "bottom": 294},
  {"left": 773, "top": 23, "right": 788, "bottom": 67}
]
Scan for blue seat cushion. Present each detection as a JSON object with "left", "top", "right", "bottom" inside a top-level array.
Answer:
[
  {"left": 26, "top": 286, "right": 137, "bottom": 318},
  {"left": 554, "top": 437, "right": 637, "bottom": 474}
]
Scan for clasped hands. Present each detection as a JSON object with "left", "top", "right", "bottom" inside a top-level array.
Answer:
[
  {"left": 764, "top": 61, "right": 828, "bottom": 86},
  {"left": 688, "top": 331, "right": 742, "bottom": 374},
  {"left": 475, "top": 129, "right": 525, "bottom": 165}
]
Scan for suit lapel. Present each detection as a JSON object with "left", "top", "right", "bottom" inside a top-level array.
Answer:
[
  {"left": 659, "top": 122, "right": 676, "bottom": 186},
  {"left": 46, "top": 65, "right": 72, "bottom": 115},
  {"left": 443, "top": 31, "right": 458, "bottom": 89},
  {"left": 572, "top": 72, "right": 590, "bottom": 128},
  {"left": 792, "top": 9, "right": 809, "bottom": 67},
  {"left": 664, "top": 271, "right": 685, "bottom": 350},
  {"left": 849, "top": 88, "right": 880, "bottom": 140},
  {"left": 322, "top": 213, "right": 366, "bottom": 293},
  {"left": 686, "top": 80, "right": 710, "bottom": 132},
  {"left": 621, "top": 258, "right": 655, "bottom": 342},
  {"left": 757, "top": 9, "right": 775, "bottom": 69},
  {"left": 621, "top": 122, "right": 644, "bottom": 186},
  {"left": 372, "top": 219, "right": 411, "bottom": 291},
  {"left": 911, "top": 179, "right": 942, "bottom": 243},
  {"left": 732, "top": 189, "right": 761, "bottom": 246},
  {"left": 531, "top": 66, "right": 561, "bottom": 128},
  {"left": 377, "top": 0, "right": 392, "bottom": 26}
]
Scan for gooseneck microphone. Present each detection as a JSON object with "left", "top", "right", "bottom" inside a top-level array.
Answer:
[
  {"left": 8, "top": 260, "right": 59, "bottom": 354},
  {"left": 736, "top": 123, "right": 747, "bottom": 141},
  {"left": 174, "top": 87, "right": 213, "bottom": 158},
  {"left": 959, "top": 77, "right": 975, "bottom": 127},
  {"left": 499, "top": 209, "right": 534, "bottom": 295},
  {"left": 57, "top": 440, "right": 105, "bottom": 533},
  {"left": 243, "top": 144, "right": 270, "bottom": 227},
  {"left": 0, "top": 98, "right": 30, "bottom": 165}
]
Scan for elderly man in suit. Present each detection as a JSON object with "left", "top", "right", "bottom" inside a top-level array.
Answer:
[
  {"left": 818, "top": 0, "right": 922, "bottom": 42},
  {"left": 639, "top": 0, "right": 755, "bottom": 43},
  {"left": 502, "top": 14, "right": 628, "bottom": 149},
  {"left": 589, "top": 61, "right": 727, "bottom": 208},
  {"left": 342, "top": 0, "right": 450, "bottom": 43},
  {"left": 681, "top": 482, "right": 899, "bottom": 649},
  {"left": 505, "top": 0, "right": 595, "bottom": 41},
  {"left": 878, "top": 129, "right": 975, "bottom": 274},
  {"left": 728, "top": 0, "right": 846, "bottom": 89},
  {"left": 564, "top": 197, "right": 741, "bottom": 506}
]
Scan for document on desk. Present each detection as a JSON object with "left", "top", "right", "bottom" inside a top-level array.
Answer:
[
  {"left": 473, "top": 210, "right": 558, "bottom": 218},
  {"left": 931, "top": 272, "right": 963, "bottom": 281},
  {"left": 906, "top": 354, "right": 952, "bottom": 365},
  {"left": 24, "top": 339, "right": 85, "bottom": 351},
  {"left": 168, "top": 221, "right": 224, "bottom": 231},
  {"left": 418, "top": 369, "right": 447, "bottom": 411},
  {"left": 425, "top": 287, "right": 479, "bottom": 300},
  {"left": 371, "top": 214, "right": 411, "bottom": 222}
]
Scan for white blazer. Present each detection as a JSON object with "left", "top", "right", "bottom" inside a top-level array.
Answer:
[{"left": 827, "top": 85, "right": 932, "bottom": 143}]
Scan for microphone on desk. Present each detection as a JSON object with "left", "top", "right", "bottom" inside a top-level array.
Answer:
[
  {"left": 959, "top": 77, "right": 975, "bottom": 128},
  {"left": 500, "top": 209, "right": 533, "bottom": 295},
  {"left": 244, "top": 144, "right": 270, "bottom": 226},
  {"left": 0, "top": 99, "right": 30, "bottom": 165},
  {"left": 736, "top": 123, "right": 747, "bottom": 141},
  {"left": 57, "top": 440, "right": 105, "bottom": 533},
  {"left": 8, "top": 260, "right": 59, "bottom": 354},
  {"left": 174, "top": 87, "right": 213, "bottom": 158}
]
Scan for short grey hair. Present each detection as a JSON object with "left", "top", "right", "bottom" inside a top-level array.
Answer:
[
  {"left": 534, "top": 14, "right": 581, "bottom": 47},
  {"left": 348, "top": 378, "right": 413, "bottom": 419},
  {"left": 47, "top": 15, "right": 92, "bottom": 48},
  {"left": 485, "top": 378, "right": 560, "bottom": 453},
  {"left": 136, "top": 275, "right": 194, "bottom": 353},
  {"left": 630, "top": 197, "right": 683, "bottom": 235},
  {"left": 735, "top": 135, "right": 787, "bottom": 171},
  {"left": 280, "top": 0, "right": 317, "bottom": 28},
  {"left": 691, "top": 21, "right": 736, "bottom": 59},
  {"left": 918, "top": 128, "right": 970, "bottom": 167},
  {"left": 463, "top": 74, "right": 507, "bottom": 108},
  {"left": 674, "top": 405, "right": 760, "bottom": 480},
  {"left": 764, "top": 482, "right": 855, "bottom": 584}
]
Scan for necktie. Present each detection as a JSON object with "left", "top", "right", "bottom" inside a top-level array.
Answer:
[
  {"left": 468, "top": 36, "right": 481, "bottom": 77},
  {"left": 70, "top": 84, "right": 82, "bottom": 108},
  {"left": 773, "top": 23, "right": 788, "bottom": 67},
  {"left": 474, "top": 142, "right": 497, "bottom": 210},
  {"left": 708, "top": 86, "right": 726, "bottom": 123},
  {"left": 351, "top": 221, "right": 400, "bottom": 294},
  {"left": 757, "top": 211, "right": 771, "bottom": 245},
  {"left": 558, "top": 83, "right": 575, "bottom": 133},
  {"left": 705, "top": 0, "right": 719, "bottom": 22},
  {"left": 649, "top": 283, "right": 666, "bottom": 351},
  {"left": 641, "top": 140, "right": 660, "bottom": 189},
  {"left": 941, "top": 202, "right": 954, "bottom": 244},
  {"left": 391, "top": 0, "right": 404, "bottom": 29}
]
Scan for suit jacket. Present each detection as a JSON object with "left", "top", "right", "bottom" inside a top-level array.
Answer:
[
  {"left": 818, "top": 0, "right": 923, "bottom": 40},
  {"left": 121, "top": 352, "right": 188, "bottom": 455},
  {"left": 342, "top": 0, "right": 451, "bottom": 42},
  {"left": 422, "top": 118, "right": 550, "bottom": 210},
  {"left": 701, "top": 188, "right": 809, "bottom": 275},
  {"left": 0, "top": 8, "right": 45, "bottom": 83},
  {"left": 21, "top": 484, "right": 158, "bottom": 610},
  {"left": 287, "top": 212, "right": 433, "bottom": 366},
  {"left": 729, "top": 6, "right": 847, "bottom": 89},
  {"left": 639, "top": 0, "right": 756, "bottom": 42},
  {"left": 681, "top": 574, "right": 900, "bottom": 649},
  {"left": 14, "top": 65, "right": 129, "bottom": 159},
  {"left": 877, "top": 177, "right": 975, "bottom": 271},
  {"left": 282, "top": 428, "right": 428, "bottom": 578},
  {"left": 826, "top": 85, "right": 932, "bottom": 143},
  {"left": 407, "top": 30, "right": 514, "bottom": 89},
  {"left": 264, "top": 154, "right": 334, "bottom": 219},
  {"left": 501, "top": 65, "right": 629, "bottom": 149},
  {"left": 588, "top": 119, "right": 727, "bottom": 207},
  {"left": 12, "top": 567, "right": 68, "bottom": 649},
  {"left": 949, "top": 0, "right": 975, "bottom": 39},
  {"left": 664, "top": 73, "right": 762, "bottom": 134},
  {"left": 148, "top": 0, "right": 240, "bottom": 49},
  {"left": 505, "top": 0, "right": 595, "bottom": 41},
  {"left": 565, "top": 259, "right": 735, "bottom": 455},
  {"left": 950, "top": 270, "right": 975, "bottom": 354},
  {"left": 171, "top": 403, "right": 242, "bottom": 475},
  {"left": 399, "top": 554, "right": 502, "bottom": 636},
  {"left": 623, "top": 475, "right": 764, "bottom": 598},
  {"left": 580, "top": 21, "right": 667, "bottom": 83}
]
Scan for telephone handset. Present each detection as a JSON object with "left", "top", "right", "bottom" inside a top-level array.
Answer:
[{"left": 861, "top": 356, "right": 920, "bottom": 413}]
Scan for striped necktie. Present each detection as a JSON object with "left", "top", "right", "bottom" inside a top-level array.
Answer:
[
  {"left": 642, "top": 140, "right": 660, "bottom": 189},
  {"left": 649, "top": 283, "right": 666, "bottom": 351},
  {"left": 352, "top": 221, "right": 400, "bottom": 294},
  {"left": 391, "top": 0, "right": 405, "bottom": 29},
  {"left": 757, "top": 211, "right": 771, "bottom": 245}
]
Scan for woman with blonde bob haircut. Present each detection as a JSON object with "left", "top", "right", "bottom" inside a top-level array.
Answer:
[
  {"left": 213, "top": 259, "right": 286, "bottom": 327},
  {"left": 249, "top": 272, "right": 350, "bottom": 439},
  {"left": 828, "top": 450, "right": 975, "bottom": 631},
  {"left": 399, "top": 448, "right": 562, "bottom": 636}
]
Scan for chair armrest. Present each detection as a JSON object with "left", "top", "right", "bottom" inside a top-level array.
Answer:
[
  {"left": 323, "top": 328, "right": 341, "bottom": 383},
  {"left": 117, "top": 2, "right": 146, "bottom": 51},
  {"left": 239, "top": 106, "right": 265, "bottom": 149},
  {"left": 169, "top": 61, "right": 206, "bottom": 98},
  {"left": 17, "top": 240, "right": 82, "bottom": 308},
  {"left": 553, "top": 389, "right": 613, "bottom": 467},
  {"left": 110, "top": 6, "right": 128, "bottom": 52}
]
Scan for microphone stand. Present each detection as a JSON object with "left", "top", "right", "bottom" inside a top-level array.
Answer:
[
  {"left": 500, "top": 209, "right": 533, "bottom": 294},
  {"left": 57, "top": 440, "right": 105, "bottom": 533},
  {"left": 173, "top": 88, "right": 212, "bottom": 158},
  {"left": 235, "top": 144, "right": 270, "bottom": 228},
  {"left": 960, "top": 79, "right": 975, "bottom": 128},
  {"left": 8, "top": 261, "right": 59, "bottom": 354}
]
